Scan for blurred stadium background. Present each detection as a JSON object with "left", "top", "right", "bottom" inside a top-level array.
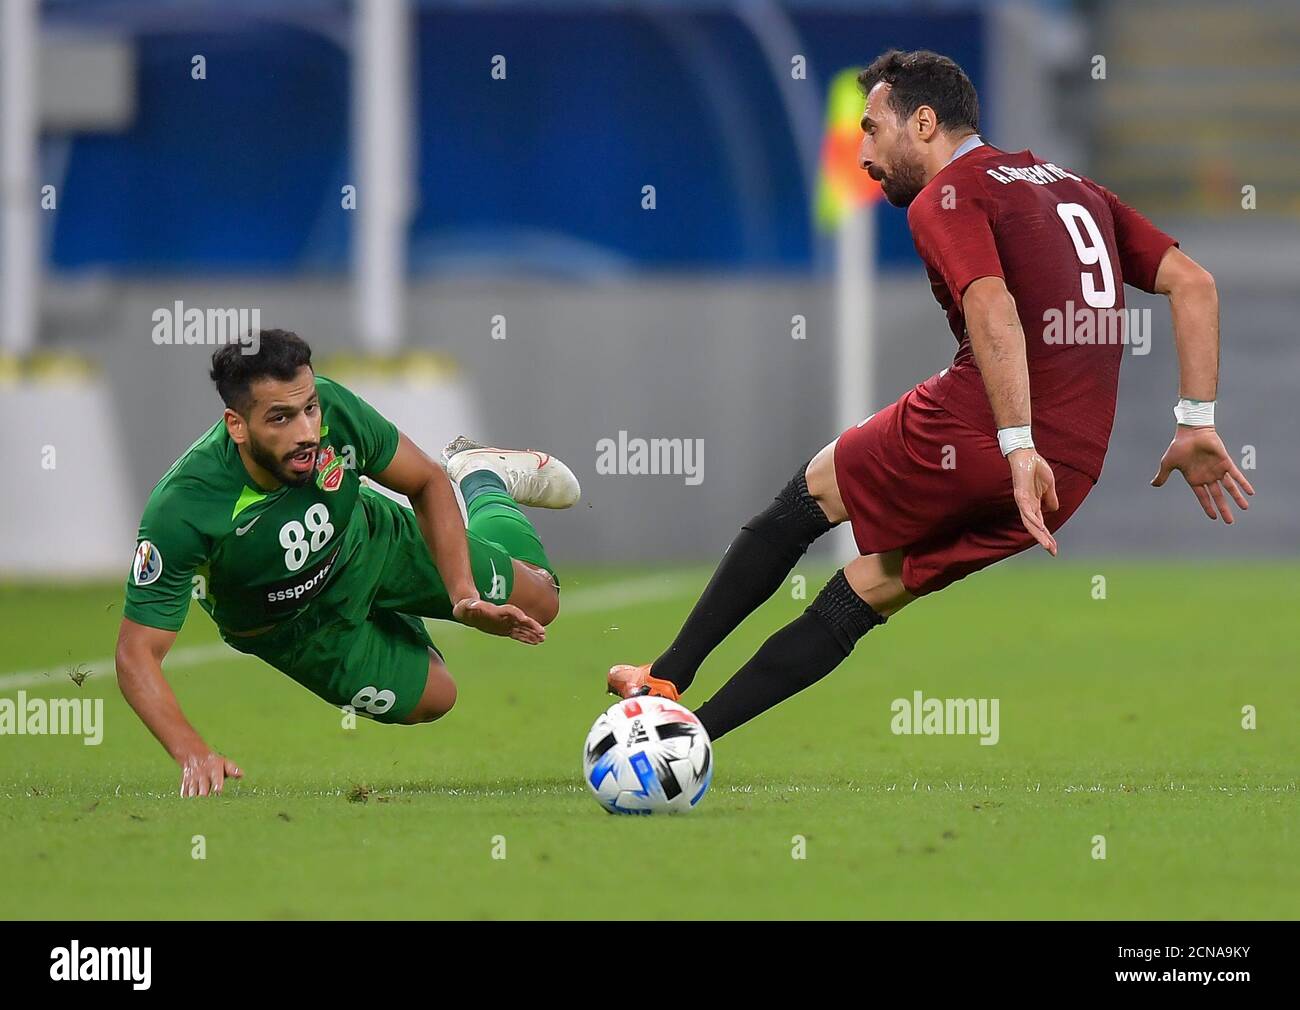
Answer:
[{"left": 2, "top": 0, "right": 1297, "bottom": 575}]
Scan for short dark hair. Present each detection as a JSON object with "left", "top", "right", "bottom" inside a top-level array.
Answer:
[
  {"left": 857, "top": 49, "right": 979, "bottom": 134},
  {"left": 210, "top": 329, "right": 313, "bottom": 413}
]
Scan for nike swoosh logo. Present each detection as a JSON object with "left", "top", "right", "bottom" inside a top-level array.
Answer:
[{"left": 235, "top": 515, "right": 263, "bottom": 536}]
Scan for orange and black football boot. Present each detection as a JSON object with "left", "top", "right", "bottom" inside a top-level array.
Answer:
[{"left": 606, "top": 663, "right": 680, "bottom": 702}]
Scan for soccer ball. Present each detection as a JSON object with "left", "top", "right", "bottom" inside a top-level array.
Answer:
[{"left": 582, "top": 696, "right": 713, "bottom": 814}]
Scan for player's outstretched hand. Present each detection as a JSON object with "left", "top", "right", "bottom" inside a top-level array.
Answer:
[
  {"left": 453, "top": 598, "right": 546, "bottom": 644},
  {"left": 1151, "top": 425, "right": 1254, "bottom": 524},
  {"left": 1008, "top": 447, "right": 1059, "bottom": 556},
  {"left": 179, "top": 751, "right": 242, "bottom": 798}
]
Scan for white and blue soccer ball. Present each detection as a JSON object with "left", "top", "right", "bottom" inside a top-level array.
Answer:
[{"left": 583, "top": 696, "right": 713, "bottom": 814}]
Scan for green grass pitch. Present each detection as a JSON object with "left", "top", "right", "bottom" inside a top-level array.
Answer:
[{"left": 0, "top": 560, "right": 1295, "bottom": 919}]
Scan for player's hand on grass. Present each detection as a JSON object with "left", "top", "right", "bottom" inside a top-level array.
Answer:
[
  {"left": 1007, "top": 447, "right": 1059, "bottom": 556},
  {"left": 179, "top": 751, "right": 242, "bottom": 798},
  {"left": 1151, "top": 425, "right": 1254, "bottom": 524},
  {"left": 453, "top": 598, "right": 546, "bottom": 644}
]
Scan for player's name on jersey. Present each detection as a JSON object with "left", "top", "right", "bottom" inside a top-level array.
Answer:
[
  {"left": 0, "top": 691, "right": 104, "bottom": 745},
  {"left": 985, "top": 162, "right": 1082, "bottom": 187},
  {"left": 150, "top": 301, "right": 262, "bottom": 350},
  {"left": 1041, "top": 300, "right": 1151, "bottom": 354}
]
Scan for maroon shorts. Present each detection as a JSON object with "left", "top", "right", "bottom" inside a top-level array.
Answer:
[{"left": 834, "top": 384, "right": 1095, "bottom": 597}]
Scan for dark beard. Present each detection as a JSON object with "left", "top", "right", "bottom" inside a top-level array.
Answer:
[
  {"left": 879, "top": 157, "right": 928, "bottom": 207},
  {"left": 248, "top": 435, "right": 316, "bottom": 488}
]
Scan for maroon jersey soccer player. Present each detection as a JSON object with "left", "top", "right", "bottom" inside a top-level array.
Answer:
[{"left": 604, "top": 49, "right": 1255, "bottom": 740}]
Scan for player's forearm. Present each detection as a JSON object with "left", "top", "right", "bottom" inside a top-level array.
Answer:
[
  {"left": 411, "top": 467, "right": 478, "bottom": 603},
  {"left": 1152, "top": 247, "right": 1219, "bottom": 404},
  {"left": 1165, "top": 268, "right": 1219, "bottom": 404},
  {"left": 964, "top": 279, "right": 1032, "bottom": 430},
  {"left": 116, "top": 653, "right": 209, "bottom": 762}
]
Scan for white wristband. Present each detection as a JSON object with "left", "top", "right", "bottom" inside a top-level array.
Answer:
[
  {"left": 1174, "top": 398, "right": 1215, "bottom": 426},
  {"left": 997, "top": 425, "right": 1034, "bottom": 456}
]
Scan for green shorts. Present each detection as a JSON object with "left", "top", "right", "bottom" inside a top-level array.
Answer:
[{"left": 221, "top": 490, "right": 516, "bottom": 723}]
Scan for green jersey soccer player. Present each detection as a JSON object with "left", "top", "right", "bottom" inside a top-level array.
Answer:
[{"left": 115, "top": 329, "right": 579, "bottom": 797}]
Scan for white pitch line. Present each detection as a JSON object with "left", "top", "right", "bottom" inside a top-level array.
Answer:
[
  {"left": 547, "top": 571, "right": 698, "bottom": 616},
  {"left": 0, "top": 572, "right": 701, "bottom": 694},
  {"left": 0, "top": 642, "right": 246, "bottom": 693}
]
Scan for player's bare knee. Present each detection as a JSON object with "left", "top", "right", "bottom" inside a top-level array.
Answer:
[
  {"left": 511, "top": 561, "right": 559, "bottom": 626},
  {"left": 404, "top": 681, "right": 456, "bottom": 725},
  {"left": 844, "top": 553, "right": 914, "bottom": 618},
  {"left": 527, "top": 586, "right": 559, "bottom": 627},
  {"left": 804, "top": 441, "right": 847, "bottom": 525},
  {"left": 872, "top": 583, "right": 913, "bottom": 619},
  {"left": 402, "top": 655, "right": 457, "bottom": 724},
  {"left": 432, "top": 680, "right": 458, "bottom": 718}
]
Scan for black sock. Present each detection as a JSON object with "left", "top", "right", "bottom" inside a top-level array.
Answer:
[
  {"left": 652, "top": 463, "right": 833, "bottom": 692},
  {"left": 694, "top": 570, "right": 885, "bottom": 740}
]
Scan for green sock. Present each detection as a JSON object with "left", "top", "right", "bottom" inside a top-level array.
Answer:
[{"left": 460, "top": 469, "right": 556, "bottom": 580}]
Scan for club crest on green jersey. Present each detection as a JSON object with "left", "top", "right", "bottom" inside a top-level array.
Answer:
[{"left": 315, "top": 446, "right": 344, "bottom": 492}]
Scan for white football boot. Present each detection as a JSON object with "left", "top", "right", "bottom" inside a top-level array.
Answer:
[{"left": 441, "top": 436, "right": 581, "bottom": 509}]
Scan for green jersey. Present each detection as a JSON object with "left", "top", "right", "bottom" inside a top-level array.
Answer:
[{"left": 124, "top": 376, "right": 400, "bottom": 634}]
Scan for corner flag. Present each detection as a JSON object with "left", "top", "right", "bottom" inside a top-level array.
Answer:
[{"left": 815, "top": 68, "right": 884, "bottom": 232}]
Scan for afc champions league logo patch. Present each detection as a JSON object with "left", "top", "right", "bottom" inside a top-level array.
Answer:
[
  {"left": 315, "top": 445, "right": 344, "bottom": 492},
  {"left": 132, "top": 540, "right": 163, "bottom": 585}
]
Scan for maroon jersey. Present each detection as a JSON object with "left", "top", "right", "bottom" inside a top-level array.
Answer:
[{"left": 906, "top": 143, "right": 1178, "bottom": 482}]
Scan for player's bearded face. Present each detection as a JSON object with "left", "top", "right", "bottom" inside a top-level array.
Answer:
[
  {"left": 869, "top": 129, "right": 927, "bottom": 207},
  {"left": 245, "top": 428, "right": 318, "bottom": 488},
  {"left": 233, "top": 369, "right": 322, "bottom": 488}
]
